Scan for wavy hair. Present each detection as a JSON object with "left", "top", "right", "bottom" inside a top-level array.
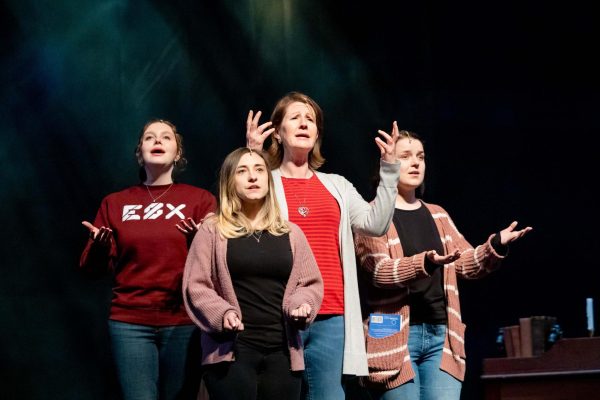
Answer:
[{"left": 216, "top": 147, "right": 290, "bottom": 238}]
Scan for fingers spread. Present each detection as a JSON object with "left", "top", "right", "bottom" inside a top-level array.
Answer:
[{"left": 253, "top": 110, "right": 262, "bottom": 125}]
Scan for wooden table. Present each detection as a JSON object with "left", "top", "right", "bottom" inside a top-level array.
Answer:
[{"left": 481, "top": 337, "right": 600, "bottom": 400}]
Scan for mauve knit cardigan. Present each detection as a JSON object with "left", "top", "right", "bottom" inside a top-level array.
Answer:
[
  {"left": 354, "top": 202, "right": 506, "bottom": 389},
  {"left": 183, "top": 218, "right": 323, "bottom": 371}
]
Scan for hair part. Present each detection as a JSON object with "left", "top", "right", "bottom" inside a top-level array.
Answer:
[
  {"left": 216, "top": 147, "right": 290, "bottom": 238},
  {"left": 134, "top": 118, "right": 188, "bottom": 182},
  {"left": 267, "top": 91, "right": 326, "bottom": 170}
]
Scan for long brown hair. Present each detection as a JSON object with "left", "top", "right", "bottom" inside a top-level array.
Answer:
[{"left": 267, "top": 91, "right": 326, "bottom": 170}]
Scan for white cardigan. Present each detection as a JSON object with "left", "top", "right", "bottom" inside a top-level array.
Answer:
[{"left": 271, "top": 159, "right": 400, "bottom": 376}]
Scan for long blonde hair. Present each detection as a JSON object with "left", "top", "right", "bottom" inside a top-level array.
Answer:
[{"left": 216, "top": 147, "right": 290, "bottom": 238}]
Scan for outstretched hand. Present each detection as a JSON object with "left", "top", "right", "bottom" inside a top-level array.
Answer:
[
  {"left": 81, "top": 221, "right": 113, "bottom": 246},
  {"left": 246, "top": 110, "right": 274, "bottom": 151},
  {"left": 290, "top": 303, "right": 312, "bottom": 321},
  {"left": 376, "top": 121, "right": 401, "bottom": 163},
  {"left": 499, "top": 221, "right": 532, "bottom": 245},
  {"left": 223, "top": 311, "right": 244, "bottom": 332},
  {"left": 176, "top": 218, "right": 199, "bottom": 237},
  {"left": 427, "top": 249, "right": 461, "bottom": 265}
]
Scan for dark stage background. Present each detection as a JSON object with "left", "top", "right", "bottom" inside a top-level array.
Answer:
[{"left": 1, "top": 1, "right": 599, "bottom": 399}]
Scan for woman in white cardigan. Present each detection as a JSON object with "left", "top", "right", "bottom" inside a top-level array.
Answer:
[{"left": 246, "top": 91, "right": 401, "bottom": 400}]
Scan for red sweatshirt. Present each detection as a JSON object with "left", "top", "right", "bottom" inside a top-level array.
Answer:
[{"left": 80, "top": 183, "right": 216, "bottom": 326}]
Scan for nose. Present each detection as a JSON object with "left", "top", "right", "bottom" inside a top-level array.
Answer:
[
  {"left": 299, "top": 116, "right": 308, "bottom": 128},
  {"left": 247, "top": 170, "right": 258, "bottom": 181}
]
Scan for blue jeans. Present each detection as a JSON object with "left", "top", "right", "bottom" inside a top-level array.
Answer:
[
  {"left": 108, "top": 320, "right": 201, "bottom": 400},
  {"left": 370, "top": 324, "right": 461, "bottom": 400},
  {"left": 300, "top": 315, "right": 346, "bottom": 400}
]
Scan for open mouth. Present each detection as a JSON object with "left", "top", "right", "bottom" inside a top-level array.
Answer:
[{"left": 151, "top": 148, "right": 165, "bottom": 155}]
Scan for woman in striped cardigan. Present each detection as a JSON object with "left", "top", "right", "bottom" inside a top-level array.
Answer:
[{"left": 354, "top": 130, "right": 531, "bottom": 400}]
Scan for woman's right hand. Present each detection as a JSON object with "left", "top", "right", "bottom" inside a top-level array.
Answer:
[
  {"left": 223, "top": 311, "right": 244, "bottom": 332},
  {"left": 81, "top": 221, "right": 113, "bottom": 246},
  {"left": 246, "top": 110, "right": 274, "bottom": 150}
]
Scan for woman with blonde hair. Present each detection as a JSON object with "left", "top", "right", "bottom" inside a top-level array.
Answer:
[{"left": 183, "top": 147, "right": 323, "bottom": 400}]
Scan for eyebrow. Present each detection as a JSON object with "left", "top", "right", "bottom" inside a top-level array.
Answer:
[
  {"left": 144, "top": 131, "right": 174, "bottom": 136},
  {"left": 237, "top": 162, "right": 266, "bottom": 169}
]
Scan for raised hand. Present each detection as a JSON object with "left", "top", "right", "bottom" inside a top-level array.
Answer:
[
  {"left": 426, "top": 249, "right": 461, "bottom": 265},
  {"left": 223, "top": 310, "right": 244, "bottom": 332},
  {"left": 176, "top": 218, "right": 199, "bottom": 237},
  {"left": 499, "top": 221, "right": 532, "bottom": 245},
  {"left": 375, "top": 121, "right": 401, "bottom": 163},
  {"left": 81, "top": 221, "right": 113, "bottom": 246},
  {"left": 246, "top": 110, "right": 275, "bottom": 151},
  {"left": 290, "top": 303, "right": 312, "bottom": 321}
]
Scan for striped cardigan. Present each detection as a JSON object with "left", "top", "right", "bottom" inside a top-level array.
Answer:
[{"left": 354, "top": 201, "right": 505, "bottom": 389}]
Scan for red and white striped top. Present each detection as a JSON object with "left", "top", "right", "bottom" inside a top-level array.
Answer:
[{"left": 282, "top": 174, "right": 344, "bottom": 315}]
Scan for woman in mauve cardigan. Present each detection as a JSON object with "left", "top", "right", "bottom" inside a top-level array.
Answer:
[
  {"left": 183, "top": 148, "right": 323, "bottom": 400},
  {"left": 354, "top": 130, "right": 531, "bottom": 400}
]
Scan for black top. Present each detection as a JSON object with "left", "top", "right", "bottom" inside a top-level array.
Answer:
[
  {"left": 227, "top": 231, "right": 293, "bottom": 351},
  {"left": 393, "top": 205, "right": 447, "bottom": 325}
]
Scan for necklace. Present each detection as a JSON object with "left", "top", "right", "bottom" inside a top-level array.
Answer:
[
  {"left": 281, "top": 168, "right": 312, "bottom": 217},
  {"left": 290, "top": 179, "right": 310, "bottom": 217},
  {"left": 145, "top": 183, "right": 174, "bottom": 203},
  {"left": 250, "top": 230, "right": 263, "bottom": 243}
]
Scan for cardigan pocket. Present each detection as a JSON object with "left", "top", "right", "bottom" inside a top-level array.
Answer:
[{"left": 364, "top": 326, "right": 408, "bottom": 376}]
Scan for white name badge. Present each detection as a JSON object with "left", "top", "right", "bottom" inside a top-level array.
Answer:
[{"left": 368, "top": 313, "right": 402, "bottom": 338}]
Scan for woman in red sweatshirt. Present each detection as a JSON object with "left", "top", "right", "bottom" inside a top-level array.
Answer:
[{"left": 80, "top": 119, "right": 216, "bottom": 400}]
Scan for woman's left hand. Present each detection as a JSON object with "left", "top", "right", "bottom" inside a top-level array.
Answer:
[
  {"left": 176, "top": 218, "right": 200, "bottom": 236},
  {"left": 499, "top": 221, "right": 533, "bottom": 245},
  {"left": 427, "top": 249, "right": 461, "bottom": 265},
  {"left": 375, "top": 121, "right": 401, "bottom": 163},
  {"left": 291, "top": 303, "right": 312, "bottom": 321}
]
